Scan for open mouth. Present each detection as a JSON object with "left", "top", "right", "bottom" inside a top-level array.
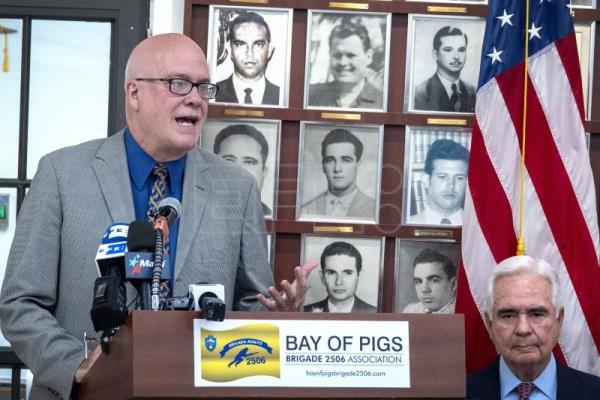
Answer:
[{"left": 175, "top": 116, "right": 199, "bottom": 126}]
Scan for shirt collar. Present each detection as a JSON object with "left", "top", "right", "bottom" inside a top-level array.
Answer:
[
  {"left": 325, "top": 187, "right": 358, "bottom": 208},
  {"left": 124, "top": 127, "right": 186, "bottom": 193},
  {"left": 437, "top": 72, "right": 461, "bottom": 99},
  {"left": 422, "top": 205, "right": 463, "bottom": 225},
  {"left": 499, "top": 354, "right": 557, "bottom": 400},
  {"left": 232, "top": 73, "right": 266, "bottom": 104},
  {"left": 328, "top": 297, "right": 355, "bottom": 313}
]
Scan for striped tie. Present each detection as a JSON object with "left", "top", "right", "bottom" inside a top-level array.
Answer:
[{"left": 147, "top": 163, "right": 170, "bottom": 302}]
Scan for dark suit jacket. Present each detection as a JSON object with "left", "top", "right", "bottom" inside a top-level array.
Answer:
[
  {"left": 308, "top": 80, "right": 383, "bottom": 110},
  {"left": 0, "top": 131, "right": 273, "bottom": 400},
  {"left": 215, "top": 74, "right": 280, "bottom": 105},
  {"left": 467, "top": 358, "right": 600, "bottom": 399},
  {"left": 303, "top": 296, "right": 377, "bottom": 313},
  {"left": 414, "top": 73, "right": 476, "bottom": 113}
]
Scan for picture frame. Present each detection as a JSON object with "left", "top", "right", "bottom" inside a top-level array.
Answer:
[
  {"left": 404, "top": 14, "right": 485, "bottom": 115},
  {"left": 304, "top": 10, "right": 391, "bottom": 112},
  {"left": 200, "top": 118, "right": 281, "bottom": 220},
  {"left": 296, "top": 121, "right": 383, "bottom": 224},
  {"left": 301, "top": 234, "right": 384, "bottom": 313},
  {"left": 394, "top": 239, "right": 461, "bottom": 314},
  {"left": 406, "top": 0, "right": 486, "bottom": 3},
  {"left": 570, "top": 0, "right": 596, "bottom": 9},
  {"left": 402, "top": 126, "right": 471, "bottom": 227},
  {"left": 207, "top": 5, "right": 293, "bottom": 107},
  {"left": 574, "top": 21, "right": 596, "bottom": 119}
]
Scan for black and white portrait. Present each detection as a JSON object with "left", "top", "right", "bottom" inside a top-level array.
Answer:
[
  {"left": 201, "top": 118, "right": 280, "bottom": 219},
  {"left": 571, "top": 0, "right": 596, "bottom": 8},
  {"left": 395, "top": 239, "right": 461, "bottom": 314},
  {"left": 403, "top": 126, "right": 471, "bottom": 227},
  {"left": 575, "top": 22, "right": 595, "bottom": 118},
  {"left": 302, "top": 235, "right": 383, "bottom": 313},
  {"left": 407, "top": 0, "right": 486, "bottom": 3},
  {"left": 207, "top": 6, "right": 293, "bottom": 107},
  {"left": 405, "top": 15, "right": 485, "bottom": 114},
  {"left": 304, "top": 10, "right": 390, "bottom": 111},
  {"left": 296, "top": 122, "right": 383, "bottom": 224}
]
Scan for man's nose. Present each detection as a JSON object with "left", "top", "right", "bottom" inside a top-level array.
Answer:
[
  {"left": 421, "top": 283, "right": 431, "bottom": 293},
  {"left": 514, "top": 313, "right": 533, "bottom": 335}
]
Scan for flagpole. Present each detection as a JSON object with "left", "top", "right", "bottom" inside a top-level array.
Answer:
[{"left": 516, "top": 0, "right": 531, "bottom": 256}]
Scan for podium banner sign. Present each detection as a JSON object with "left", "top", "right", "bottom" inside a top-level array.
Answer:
[{"left": 193, "top": 319, "right": 410, "bottom": 388}]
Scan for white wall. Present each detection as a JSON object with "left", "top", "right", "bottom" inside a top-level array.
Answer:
[{"left": 150, "top": 0, "right": 184, "bottom": 35}]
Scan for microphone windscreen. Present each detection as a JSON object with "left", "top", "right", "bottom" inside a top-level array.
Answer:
[
  {"left": 158, "top": 197, "right": 182, "bottom": 219},
  {"left": 127, "top": 220, "right": 155, "bottom": 251}
]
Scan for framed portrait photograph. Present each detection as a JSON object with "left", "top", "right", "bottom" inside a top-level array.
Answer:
[
  {"left": 266, "top": 233, "right": 274, "bottom": 265},
  {"left": 394, "top": 239, "right": 461, "bottom": 314},
  {"left": 200, "top": 118, "right": 281, "bottom": 219},
  {"left": 571, "top": 0, "right": 596, "bottom": 8},
  {"left": 406, "top": 0, "right": 486, "bottom": 3},
  {"left": 207, "top": 5, "right": 293, "bottom": 107},
  {"left": 402, "top": 126, "right": 471, "bottom": 227},
  {"left": 301, "top": 234, "right": 384, "bottom": 313},
  {"left": 296, "top": 121, "right": 383, "bottom": 224},
  {"left": 404, "top": 14, "right": 485, "bottom": 115},
  {"left": 575, "top": 22, "right": 595, "bottom": 119},
  {"left": 304, "top": 10, "right": 391, "bottom": 112}
]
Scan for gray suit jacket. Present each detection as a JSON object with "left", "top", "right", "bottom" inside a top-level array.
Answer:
[
  {"left": 301, "top": 189, "right": 376, "bottom": 220},
  {"left": 0, "top": 131, "right": 273, "bottom": 400}
]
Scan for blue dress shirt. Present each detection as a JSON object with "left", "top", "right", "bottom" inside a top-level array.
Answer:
[
  {"left": 499, "top": 354, "right": 557, "bottom": 400},
  {"left": 124, "top": 128, "right": 185, "bottom": 288}
]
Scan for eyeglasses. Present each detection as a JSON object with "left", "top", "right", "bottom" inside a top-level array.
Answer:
[{"left": 136, "top": 78, "right": 219, "bottom": 99}]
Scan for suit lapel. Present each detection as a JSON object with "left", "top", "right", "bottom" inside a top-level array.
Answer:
[
  {"left": 92, "top": 131, "right": 135, "bottom": 224},
  {"left": 175, "top": 149, "right": 211, "bottom": 280},
  {"left": 556, "top": 362, "right": 583, "bottom": 400}
]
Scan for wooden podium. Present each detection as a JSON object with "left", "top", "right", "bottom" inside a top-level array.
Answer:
[{"left": 79, "top": 311, "right": 465, "bottom": 399}]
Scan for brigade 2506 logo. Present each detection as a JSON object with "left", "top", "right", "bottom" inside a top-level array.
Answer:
[{"left": 200, "top": 323, "right": 280, "bottom": 382}]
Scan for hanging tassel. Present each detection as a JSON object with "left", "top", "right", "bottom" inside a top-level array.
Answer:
[{"left": 2, "top": 32, "right": 8, "bottom": 72}]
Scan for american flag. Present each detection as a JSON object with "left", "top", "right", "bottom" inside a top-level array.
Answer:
[{"left": 456, "top": 0, "right": 600, "bottom": 374}]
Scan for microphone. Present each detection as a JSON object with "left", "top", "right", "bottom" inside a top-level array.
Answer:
[
  {"left": 150, "top": 197, "right": 181, "bottom": 311},
  {"left": 126, "top": 220, "right": 167, "bottom": 310},
  {"left": 189, "top": 284, "right": 226, "bottom": 321},
  {"left": 91, "top": 224, "right": 129, "bottom": 333},
  {"left": 157, "top": 197, "right": 181, "bottom": 228}
]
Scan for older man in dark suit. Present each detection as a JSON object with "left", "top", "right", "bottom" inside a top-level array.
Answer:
[
  {"left": 414, "top": 26, "right": 476, "bottom": 113},
  {"left": 467, "top": 255, "right": 600, "bottom": 399}
]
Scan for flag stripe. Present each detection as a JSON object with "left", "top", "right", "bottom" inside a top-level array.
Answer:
[
  {"left": 523, "top": 70, "right": 600, "bottom": 352},
  {"left": 554, "top": 33, "right": 585, "bottom": 121}
]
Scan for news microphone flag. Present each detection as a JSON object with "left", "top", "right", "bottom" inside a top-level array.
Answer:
[{"left": 456, "top": 0, "right": 600, "bottom": 374}]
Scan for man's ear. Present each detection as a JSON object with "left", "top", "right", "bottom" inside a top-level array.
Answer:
[
  {"left": 484, "top": 312, "right": 493, "bottom": 336},
  {"left": 125, "top": 81, "right": 140, "bottom": 111},
  {"left": 557, "top": 306, "right": 564, "bottom": 329},
  {"left": 267, "top": 44, "right": 275, "bottom": 62},
  {"left": 319, "top": 269, "right": 325, "bottom": 286}
]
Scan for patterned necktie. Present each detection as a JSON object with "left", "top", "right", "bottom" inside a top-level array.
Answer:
[
  {"left": 516, "top": 382, "right": 536, "bottom": 400},
  {"left": 450, "top": 83, "right": 461, "bottom": 112},
  {"left": 147, "top": 163, "right": 170, "bottom": 302},
  {"left": 147, "top": 163, "right": 168, "bottom": 222},
  {"left": 244, "top": 88, "right": 253, "bottom": 104}
]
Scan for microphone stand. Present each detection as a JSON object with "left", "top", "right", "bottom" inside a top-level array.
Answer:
[{"left": 151, "top": 216, "right": 170, "bottom": 311}]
